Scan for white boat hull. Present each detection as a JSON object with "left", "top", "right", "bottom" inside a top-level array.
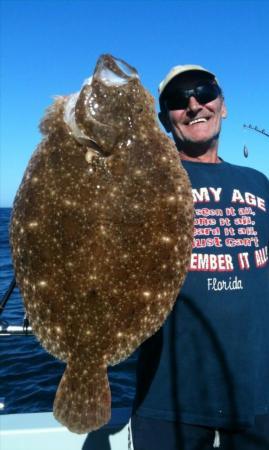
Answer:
[{"left": 0, "top": 409, "right": 131, "bottom": 450}]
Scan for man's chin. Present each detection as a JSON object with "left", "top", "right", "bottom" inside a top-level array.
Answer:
[{"left": 175, "top": 133, "right": 220, "bottom": 154}]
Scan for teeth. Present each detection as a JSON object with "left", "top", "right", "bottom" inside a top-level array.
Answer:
[{"left": 189, "top": 118, "right": 207, "bottom": 125}]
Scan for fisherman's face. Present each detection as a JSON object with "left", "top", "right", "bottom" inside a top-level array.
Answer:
[{"left": 162, "top": 75, "right": 227, "bottom": 147}]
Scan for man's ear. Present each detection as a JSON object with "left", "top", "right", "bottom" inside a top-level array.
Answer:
[
  {"left": 158, "top": 111, "right": 172, "bottom": 132},
  {"left": 221, "top": 100, "right": 227, "bottom": 119}
]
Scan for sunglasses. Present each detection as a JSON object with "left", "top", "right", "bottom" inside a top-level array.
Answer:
[{"left": 164, "top": 83, "right": 221, "bottom": 110}]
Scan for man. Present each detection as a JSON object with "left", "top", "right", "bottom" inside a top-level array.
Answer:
[{"left": 131, "top": 65, "right": 269, "bottom": 449}]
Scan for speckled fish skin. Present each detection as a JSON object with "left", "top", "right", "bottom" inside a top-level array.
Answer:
[{"left": 9, "top": 55, "right": 194, "bottom": 433}]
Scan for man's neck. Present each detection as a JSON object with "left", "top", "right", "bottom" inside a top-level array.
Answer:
[
  {"left": 179, "top": 150, "right": 221, "bottom": 163},
  {"left": 175, "top": 138, "right": 221, "bottom": 163}
]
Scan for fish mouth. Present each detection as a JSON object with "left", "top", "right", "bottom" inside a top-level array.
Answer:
[
  {"left": 94, "top": 54, "right": 139, "bottom": 87},
  {"left": 73, "top": 55, "right": 140, "bottom": 155}
]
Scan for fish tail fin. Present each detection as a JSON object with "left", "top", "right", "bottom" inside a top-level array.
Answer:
[{"left": 53, "top": 361, "right": 111, "bottom": 433}]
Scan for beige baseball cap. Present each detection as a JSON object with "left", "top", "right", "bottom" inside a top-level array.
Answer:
[{"left": 158, "top": 64, "right": 218, "bottom": 97}]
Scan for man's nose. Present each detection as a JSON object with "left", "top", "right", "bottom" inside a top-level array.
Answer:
[{"left": 187, "top": 96, "right": 202, "bottom": 112}]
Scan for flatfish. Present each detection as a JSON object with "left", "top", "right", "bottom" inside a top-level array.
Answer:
[{"left": 10, "top": 54, "right": 194, "bottom": 433}]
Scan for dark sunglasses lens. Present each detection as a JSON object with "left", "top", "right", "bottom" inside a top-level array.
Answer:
[
  {"left": 165, "top": 93, "right": 189, "bottom": 110},
  {"left": 195, "top": 84, "right": 220, "bottom": 104},
  {"left": 165, "top": 84, "right": 220, "bottom": 110}
]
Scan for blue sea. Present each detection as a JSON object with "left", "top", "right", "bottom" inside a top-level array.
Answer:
[{"left": 0, "top": 207, "right": 137, "bottom": 415}]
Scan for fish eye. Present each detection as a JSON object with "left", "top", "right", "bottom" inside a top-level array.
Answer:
[{"left": 137, "top": 103, "right": 153, "bottom": 114}]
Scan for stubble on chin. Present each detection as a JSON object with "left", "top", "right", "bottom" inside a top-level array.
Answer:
[{"left": 173, "top": 130, "right": 221, "bottom": 157}]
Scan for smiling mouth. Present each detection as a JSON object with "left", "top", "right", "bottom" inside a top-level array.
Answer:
[{"left": 188, "top": 118, "right": 208, "bottom": 125}]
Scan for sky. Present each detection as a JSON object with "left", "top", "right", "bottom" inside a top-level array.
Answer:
[{"left": 1, "top": 0, "right": 269, "bottom": 207}]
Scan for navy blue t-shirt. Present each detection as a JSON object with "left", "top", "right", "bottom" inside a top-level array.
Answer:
[{"left": 133, "top": 160, "right": 269, "bottom": 429}]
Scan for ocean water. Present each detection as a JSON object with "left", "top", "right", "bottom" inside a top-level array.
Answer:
[{"left": 0, "top": 208, "right": 137, "bottom": 415}]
